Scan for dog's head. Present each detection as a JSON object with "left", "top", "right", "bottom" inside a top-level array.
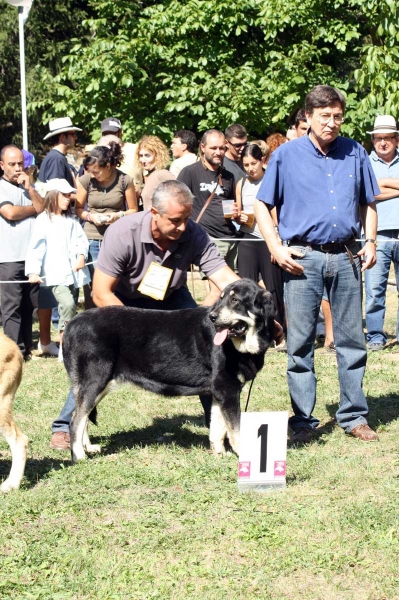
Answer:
[{"left": 209, "top": 279, "right": 276, "bottom": 354}]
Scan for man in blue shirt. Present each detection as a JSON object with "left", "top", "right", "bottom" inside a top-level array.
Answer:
[
  {"left": 365, "top": 115, "right": 399, "bottom": 351},
  {"left": 254, "top": 85, "right": 380, "bottom": 443}
]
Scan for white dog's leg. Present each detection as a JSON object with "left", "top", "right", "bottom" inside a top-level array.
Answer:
[
  {"left": 71, "top": 414, "right": 89, "bottom": 462},
  {"left": 209, "top": 399, "right": 228, "bottom": 456},
  {"left": 1, "top": 423, "right": 29, "bottom": 492},
  {"left": 82, "top": 420, "right": 101, "bottom": 455},
  {"left": 225, "top": 419, "right": 240, "bottom": 455}
]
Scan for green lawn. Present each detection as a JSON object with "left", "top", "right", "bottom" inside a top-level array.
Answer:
[{"left": 0, "top": 285, "right": 398, "bottom": 600}]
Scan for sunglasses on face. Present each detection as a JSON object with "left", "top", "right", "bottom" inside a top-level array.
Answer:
[{"left": 227, "top": 141, "right": 248, "bottom": 149}]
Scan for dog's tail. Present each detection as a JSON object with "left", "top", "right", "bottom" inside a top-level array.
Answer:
[{"left": 89, "top": 407, "right": 98, "bottom": 426}]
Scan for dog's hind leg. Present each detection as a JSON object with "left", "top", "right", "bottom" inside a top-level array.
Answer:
[
  {"left": 70, "top": 379, "right": 115, "bottom": 463},
  {"left": 209, "top": 398, "right": 228, "bottom": 456},
  {"left": 71, "top": 408, "right": 89, "bottom": 463},
  {"left": 82, "top": 419, "right": 101, "bottom": 455},
  {"left": 0, "top": 350, "right": 29, "bottom": 492},
  {"left": 1, "top": 418, "right": 29, "bottom": 492}
]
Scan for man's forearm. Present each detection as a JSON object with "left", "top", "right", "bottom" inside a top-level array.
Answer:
[
  {"left": 360, "top": 202, "right": 378, "bottom": 238},
  {"left": 0, "top": 204, "right": 37, "bottom": 221},
  {"left": 253, "top": 199, "right": 281, "bottom": 253},
  {"left": 378, "top": 177, "right": 399, "bottom": 190},
  {"left": 208, "top": 266, "right": 239, "bottom": 292},
  {"left": 375, "top": 187, "right": 399, "bottom": 202},
  {"left": 26, "top": 185, "right": 45, "bottom": 214},
  {"left": 92, "top": 289, "right": 124, "bottom": 307}
]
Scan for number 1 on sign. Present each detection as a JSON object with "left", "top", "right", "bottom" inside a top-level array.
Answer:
[{"left": 258, "top": 424, "right": 268, "bottom": 473}]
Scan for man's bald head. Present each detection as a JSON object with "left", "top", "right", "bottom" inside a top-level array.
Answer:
[{"left": 0, "top": 146, "right": 24, "bottom": 184}]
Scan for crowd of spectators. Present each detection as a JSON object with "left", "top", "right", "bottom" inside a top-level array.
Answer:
[{"left": 1, "top": 83, "right": 398, "bottom": 448}]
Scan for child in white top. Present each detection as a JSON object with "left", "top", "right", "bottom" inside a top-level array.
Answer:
[{"left": 25, "top": 179, "right": 91, "bottom": 360}]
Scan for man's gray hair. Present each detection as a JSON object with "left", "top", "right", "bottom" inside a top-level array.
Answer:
[{"left": 152, "top": 180, "right": 194, "bottom": 215}]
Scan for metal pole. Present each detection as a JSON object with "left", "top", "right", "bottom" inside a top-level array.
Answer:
[{"left": 18, "top": 6, "right": 28, "bottom": 150}]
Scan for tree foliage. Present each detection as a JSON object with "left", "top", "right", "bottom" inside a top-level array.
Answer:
[
  {"left": 1, "top": 0, "right": 399, "bottom": 148},
  {"left": 0, "top": 0, "right": 93, "bottom": 149}
]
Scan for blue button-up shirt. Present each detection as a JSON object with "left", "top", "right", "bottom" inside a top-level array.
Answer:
[
  {"left": 369, "top": 149, "right": 399, "bottom": 231},
  {"left": 257, "top": 134, "right": 380, "bottom": 244}
]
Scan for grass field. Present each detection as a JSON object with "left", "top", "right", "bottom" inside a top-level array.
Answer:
[{"left": 0, "top": 283, "right": 398, "bottom": 600}]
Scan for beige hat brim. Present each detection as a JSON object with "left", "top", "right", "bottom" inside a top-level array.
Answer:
[
  {"left": 367, "top": 127, "right": 399, "bottom": 135},
  {"left": 43, "top": 126, "right": 82, "bottom": 141}
]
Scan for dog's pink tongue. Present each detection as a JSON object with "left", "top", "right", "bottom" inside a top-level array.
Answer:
[{"left": 214, "top": 328, "right": 229, "bottom": 346}]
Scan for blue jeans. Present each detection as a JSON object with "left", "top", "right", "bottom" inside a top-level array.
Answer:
[
  {"left": 87, "top": 239, "right": 102, "bottom": 280},
  {"left": 364, "top": 230, "right": 399, "bottom": 345},
  {"left": 284, "top": 242, "right": 369, "bottom": 433},
  {"left": 52, "top": 287, "right": 213, "bottom": 432}
]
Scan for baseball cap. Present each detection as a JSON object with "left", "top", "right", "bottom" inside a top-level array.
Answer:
[
  {"left": 45, "top": 178, "right": 77, "bottom": 194},
  {"left": 101, "top": 117, "right": 122, "bottom": 133}
]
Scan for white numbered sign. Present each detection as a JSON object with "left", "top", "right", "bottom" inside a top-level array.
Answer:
[{"left": 238, "top": 411, "right": 288, "bottom": 491}]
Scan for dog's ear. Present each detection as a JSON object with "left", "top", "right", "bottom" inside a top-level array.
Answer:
[{"left": 255, "top": 289, "right": 276, "bottom": 321}]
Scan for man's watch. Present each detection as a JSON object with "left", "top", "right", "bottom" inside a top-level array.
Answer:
[{"left": 364, "top": 238, "right": 378, "bottom": 247}]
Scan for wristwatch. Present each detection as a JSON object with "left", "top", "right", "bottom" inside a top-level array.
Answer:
[{"left": 364, "top": 238, "right": 378, "bottom": 247}]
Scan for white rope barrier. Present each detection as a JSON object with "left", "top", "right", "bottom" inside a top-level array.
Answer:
[
  {"left": 211, "top": 237, "right": 399, "bottom": 243},
  {"left": 1, "top": 239, "right": 397, "bottom": 284},
  {"left": 0, "top": 261, "right": 97, "bottom": 284}
]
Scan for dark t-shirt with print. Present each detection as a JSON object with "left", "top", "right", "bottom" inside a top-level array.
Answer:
[{"left": 178, "top": 161, "right": 236, "bottom": 238}]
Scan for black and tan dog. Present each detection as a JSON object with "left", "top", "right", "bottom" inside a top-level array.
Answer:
[
  {"left": 63, "top": 279, "right": 275, "bottom": 463},
  {"left": 0, "top": 333, "right": 29, "bottom": 491}
]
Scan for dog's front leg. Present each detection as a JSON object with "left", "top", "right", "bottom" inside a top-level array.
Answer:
[
  {"left": 219, "top": 396, "right": 241, "bottom": 455},
  {"left": 209, "top": 398, "right": 228, "bottom": 456}
]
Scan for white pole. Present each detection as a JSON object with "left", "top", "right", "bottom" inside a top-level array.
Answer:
[{"left": 18, "top": 6, "right": 28, "bottom": 150}]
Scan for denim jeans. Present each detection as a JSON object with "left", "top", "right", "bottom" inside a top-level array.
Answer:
[
  {"left": 87, "top": 239, "right": 102, "bottom": 280},
  {"left": 364, "top": 230, "right": 399, "bottom": 345},
  {"left": 284, "top": 242, "right": 369, "bottom": 433},
  {"left": 52, "top": 286, "right": 213, "bottom": 432}
]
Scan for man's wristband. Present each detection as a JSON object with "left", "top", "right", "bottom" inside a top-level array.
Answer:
[
  {"left": 364, "top": 238, "right": 377, "bottom": 246},
  {"left": 119, "top": 211, "right": 125, "bottom": 218},
  {"left": 85, "top": 213, "right": 92, "bottom": 222}
]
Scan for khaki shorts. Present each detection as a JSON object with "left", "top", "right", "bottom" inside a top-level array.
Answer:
[{"left": 201, "top": 239, "right": 238, "bottom": 278}]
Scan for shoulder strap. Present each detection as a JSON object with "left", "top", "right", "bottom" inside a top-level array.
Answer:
[
  {"left": 195, "top": 171, "right": 223, "bottom": 224},
  {"left": 121, "top": 173, "right": 128, "bottom": 210}
]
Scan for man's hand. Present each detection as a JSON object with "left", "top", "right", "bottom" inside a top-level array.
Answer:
[
  {"left": 74, "top": 255, "right": 86, "bottom": 272},
  {"left": 357, "top": 242, "right": 377, "bottom": 272},
  {"left": 272, "top": 245, "right": 305, "bottom": 275},
  {"left": 16, "top": 172, "right": 31, "bottom": 190},
  {"left": 28, "top": 273, "right": 43, "bottom": 283}
]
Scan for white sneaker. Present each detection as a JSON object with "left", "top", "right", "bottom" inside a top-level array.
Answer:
[{"left": 38, "top": 341, "right": 59, "bottom": 357}]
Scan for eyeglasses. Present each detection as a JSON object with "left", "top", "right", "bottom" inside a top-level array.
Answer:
[
  {"left": 373, "top": 136, "right": 397, "bottom": 143},
  {"left": 316, "top": 115, "right": 345, "bottom": 126},
  {"left": 227, "top": 141, "right": 248, "bottom": 149}
]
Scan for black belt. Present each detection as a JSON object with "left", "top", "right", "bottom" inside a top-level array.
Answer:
[
  {"left": 287, "top": 237, "right": 356, "bottom": 253},
  {"left": 287, "top": 237, "right": 356, "bottom": 263}
]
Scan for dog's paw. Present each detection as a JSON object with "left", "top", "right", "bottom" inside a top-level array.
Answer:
[
  {"left": 1, "top": 477, "right": 21, "bottom": 492},
  {"left": 85, "top": 444, "right": 102, "bottom": 455},
  {"left": 210, "top": 441, "right": 227, "bottom": 456},
  {"left": 71, "top": 447, "right": 87, "bottom": 463}
]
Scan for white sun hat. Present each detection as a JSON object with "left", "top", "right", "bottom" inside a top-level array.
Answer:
[
  {"left": 43, "top": 117, "right": 82, "bottom": 141},
  {"left": 367, "top": 115, "right": 399, "bottom": 135}
]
